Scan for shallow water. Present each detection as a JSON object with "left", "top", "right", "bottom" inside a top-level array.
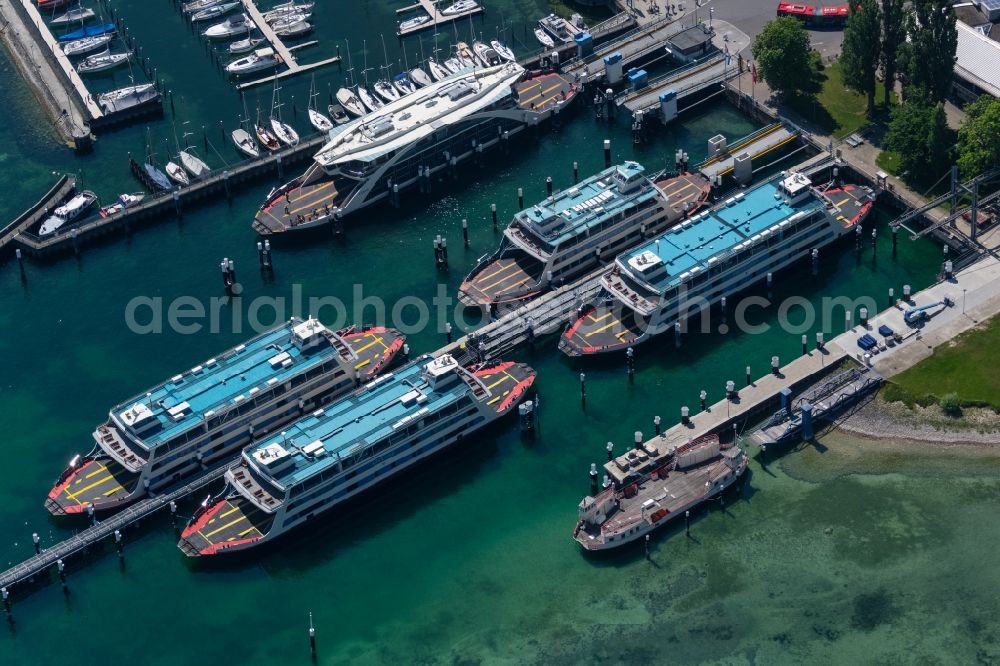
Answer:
[{"left": 2, "top": 1, "right": 997, "bottom": 664}]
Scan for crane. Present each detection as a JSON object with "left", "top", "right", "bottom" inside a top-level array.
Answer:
[{"left": 904, "top": 296, "right": 954, "bottom": 326}]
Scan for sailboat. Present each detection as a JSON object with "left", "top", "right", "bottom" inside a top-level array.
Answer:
[
  {"left": 307, "top": 75, "right": 334, "bottom": 132},
  {"left": 427, "top": 57, "right": 450, "bottom": 81},
  {"left": 336, "top": 40, "right": 367, "bottom": 118},
  {"left": 76, "top": 49, "right": 131, "bottom": 74},
  {"left": 357, "top": 43, "right": 384, "bottom": 113},
  {"left": 373, "top": 37, "right": 399, "bottom": 103},
  {"left": 166, "top": 127, "right": 191, "bottom": 186},
  {"left": 490, "top": 39, "right": 515, "bottom": 62},
  {"left": 269, "top": 85, "right": 299, "bottom": 146},
  {"left": 178, "top": 124, "right": 211, "bottom": 179},
  {"left": 140, "top": 129, "right": 174, "bottom": 192},
  {"left": 50, "top": 5, "right": 96, "bottom": 26},
  {"left": 255, "top": 104, "right": 281, "bottom": 152},
  {"left": 232, "top": 93, "right": 261, "bottom": 158}
]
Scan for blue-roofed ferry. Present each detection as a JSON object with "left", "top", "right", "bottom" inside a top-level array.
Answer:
[
  {"left": 458, "top": 162, "right": 710, "bottom": 309},
  {"left": 178, "top": 353, "right": 535, "bottom": 556},
  {"left": 46, "top": 319, "right": 405, "bottom": 515},
  {"left": 559, "top": 170, "right": 873, "bottom": 356}
]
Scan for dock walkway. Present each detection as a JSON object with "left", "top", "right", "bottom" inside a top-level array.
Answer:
[
  {"left": 563, "top": 15, "right": 686, "bottom": 81},
  {"left": 0, "top": 175, "right": 75, "bottom": 255},
  {"left": 696, "top": 123, "right": 799, "bottom": 180},
  {"left": 618, "top": 54, "right": 732, "bottom": 114}
]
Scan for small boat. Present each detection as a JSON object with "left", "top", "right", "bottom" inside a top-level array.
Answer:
[
  {"left": 179, "top": 148, "right": 211, "bottom": 178},
  {"left": 57, "top": 22, "right": 115, "bottom": 42},
  {"left": 229, "top": 36, "right": 264, "bottom": 54},
  {"left": 50, "top": 6, "right": 96, "bottom": 26},
  {"left": 98, "top": 83, "right": 159, "bottom": 113},
  {"left": 336, "top": 88, "right": 366, "bottom": 117},
  {"left": 270, "top": 117, "right": 299, "bottom": 146},
  {"left": 39, "top": 190, "right": 97, "bottom": 235},
  {"left": 38, "top": 0, "right": 72, "bottom": 9},
  {"left": 203, "top": 14, "right": 254, "bottom": 39},
  {"left": 165, "top": 161, "right": 190, "bottom": 187},
  {"left": 182, "top": 0, "right": 221, "bottom": 14},
  {"left": 327, "top": 103, "right": 350, "bottom": 125},
  {"left": 455, "top": 42, "right": 477, "bottom": 69},
  {"left": 534, "top": 28, "right": 555, "bottom": 49},
  {"left": 273, "top": 20, "right": 311, "bottom": 37},
  {"left": 190, "top": 2, "right": 238, "bottom": 22},
  {"left": 255, "top": 124, "right": 281, "bottom": 151},
  {"left": 141, "top": 162, "right": 173, "bottom": 192},
  {"left": 99, "top": 192, "right": 145, "bottom": 218},
  {"left": 427, "top": 57, "right": 451, "bottom": 81},
  {"left": 268, "top": 12, "right": 311, "bottom": 30},
  {"left": 262, "top": 2, "right": 314, "bottom": 21},
  {"left": 472, "top": 41, "right": 501, "bottom": 66},
  {"left": 231, "top": 127, "right": 260, "bottom": 158},
  {"left": 490, "top": 40, "right": 515, "bottom": 62},
  {"left": 62, "top": 34, "right": 113, "bottom": 56},
  {"left": 76, "top": 49, "right": 131, "bottom": 74},
  {"left": 392, "top": 72, "right": 416, "bottom": 96},
  {"left": 409, "top": 66, "right": 432, "bottom": 87},
  {"left": 440, "top": 0, "right": 478, "bottom": 16},
  {"left": 357, "top": 86, "right": 382, "bottom": 113},
  {"left": 307, "top": 76, "right": 333, "bottom": 132},
  {"left": 443, "top": 56, "right": 463, "bottom": 74},
  {"left": 225, "top": 48, "right": 280, "bottom": 75},
  {"left": 398, "top": 14, "right": 430, "bottom": 32},
  {"left": 373, "top": 78, "right": 399, "bottom": 103}
]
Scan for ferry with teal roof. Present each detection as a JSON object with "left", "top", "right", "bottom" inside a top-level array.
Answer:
[
  {"left": 46, "top": 319, "right": 405, "bottom": 515},
  {"left": 178, "top": 353, "right": 535, "bottom": 556},
  {"left": 458, "top": 162, "right": 710, "bottom": 308},
  {"left": 559, "top": 170, "right": 873, "bottom": 356}
]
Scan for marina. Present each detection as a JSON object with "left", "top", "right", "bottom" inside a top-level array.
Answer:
[{"left": 395, "top": 0, "right": 484, "bottom": 37}]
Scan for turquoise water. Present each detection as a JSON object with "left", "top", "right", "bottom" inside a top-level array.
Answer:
[{"left": 3, "top": 1, "right": 999, "bottom": 664}]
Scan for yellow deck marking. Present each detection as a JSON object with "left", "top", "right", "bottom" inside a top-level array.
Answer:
[
  {"left": 477, "top": 259, "right": 519, "bottom": 282},
  {"left": 355, "top": 358, "right": 371, "bottom": 370},
  {"left": 103, "top": 486, "right": 123, "bottom": 497},
  {"left": 495, "top": 278, "right": 530, "bottom": 295},
  {"left": 586, "top": 311, "right": 613, "bottom": 323},
  {"left": 519, "top": 81, "right": 564, "bottom": 107},
  {"left": 219, "top": 505, "right": 240, "bottom": 519},
  {"left": 479, "top": 262, "right": 523, "bottom": 290},
  {"left": 238, "top": 526, "right": 260, "bottom": 537},
  {"left": 353, "top": 336, "right": 385, "bottom": 354},
  {"left": 486, "top": 372, "right": 515, "bottom": 390},
  {"left": 487, "top": 395, "right": 502, "bottom": 405},
  {"left": 283, "top": 182, "right": 336, "bottom": 216},
  {"left": 586, "top": 319, "right": 620, "bottom": 337},
  {"left": 85, "top": 464, "right": 108, "bottom": 479},
  {"left": 67, "top": 474, "right": 116, "bottom": 499},
  {"left": 203, "top": 514, "right": 248, "bottom": 539},
  {"left": 835, "top": 197, "right": 850, "bottom": 207}
]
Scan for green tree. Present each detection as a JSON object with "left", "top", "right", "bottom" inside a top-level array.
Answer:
[
  {"left": 841, "top": 0, "right": 882, "bottom": 118},
  {"left": 880, "top": 0, "right": 907, "bottom": 109},
  {"left": 751, "top": 17, "right": 823, "bottom": 99},
  {"left": 957, "top": 96, "right": 1000, "bottom": 178},
  {"left": 884, "top": 98, "right": 953, "bottom": 178},
  {"left": 906, "top": 0, "right": 958, "bottom": 103}
]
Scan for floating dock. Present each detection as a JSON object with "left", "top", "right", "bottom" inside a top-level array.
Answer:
[
  {"left": 617, "top": 54, "right": 736, "bottom": 115},
  {"left": 235, "top": 0, "right": 340, "bottom": 89},
  {"left": 696, "top": 123, "right": 800, "bottom": 181},
  {"left": 395, "top": 0, "right": 485, "bottom": 37},
  {"left": 563, "top": 15, "right": 687, "bottom": 81}
]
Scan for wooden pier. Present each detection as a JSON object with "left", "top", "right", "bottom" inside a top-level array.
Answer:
[
  {"left": 234, "top": 0, "right": 340, "bottom": 89},
  {"left": 396, "top": 0, "right": 485, "bottom": 38}
]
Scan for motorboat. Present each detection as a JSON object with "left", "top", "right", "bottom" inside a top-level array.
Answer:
[
  {"left": 273, "top": 20, "right": 311, "bottom": 37},
  {"left": 440, "top": 0, "right": 478, "bottom": 16},
  {"left": 336, "top": 88, "right": 366, "bottom": 117},
  {"left": 409, "top": 66, "right": 432, "bottom": 87},
  {"left": 392, "top": 72, "right": 415, "bottom": 96},
  {"left": 231, "top": 127, "right": 260, "bottom": 158},
  {"left": 76, "top": 49, "right": 131, "bottom": 74},
  {"left": 229, "top": 36, "right": 264, "bottom": 54},
  {"left": 262, "top": 2, "right": 314, "bottom": 22},
  {"left": 327, "top": 103, "right": 350, "bottom": 125},
  {"left": 99, "top": 192, "right": 145, "bottom": 218},
  {"left": 226, "top": 48, "right": 280, "bottom": 75},
  {"left": 204, "top": 14, "right": 254, "bottom": 39},
  {"left": 190, "top": 2, "right": 238, "bottom": 22},
  {"left": 62, "top": 34, "right": 113, "bottom": 56},
  {"left": 182, "top": 0, "right": 221, "bottom": 14},
  {"left": 39, "top": 190, "right": 97, "bottom": 235},
  {"left": 490, "top": 40, "right": 515, "bottom": 62},
  {"left": 356, "top": 86, "right": 382, "bottom": 113},
  {"left": 255, "top": 124, "right": 281, "bottom": 151},
  {"left": 179, "top": 148, "right": 211, "bottom": 178},
  {"left": 373, "top": 78, "right": 399, "bottom": 103},
  {"left": 427, "top": 57, "right": 450, "bottom": 81},
  {"left": 442, "top": 56, "right": 463, "bottom": 74},
  {"left": 534, "top": 28, "right": 555, "bottom": 49},
  {"left": 455, "top": 42, "right": 477, "bottom": 69},
  {"left": 268, "top": 12, "right": 312, "bottom": 30},
  {"left": 270, "top": 117, "right": 299, "bottom": 146},
  {"left": 165, "top": 161, "right": 190, "bottom": 186},
  {"left": 472, "top": 41, "right": 501, "bottom": 66},
  {"left": 398, "top": 14, "right": 430, "bottom": 32},
  {"left": 57, "top": 22, "right": 115, "bottom": 42},
  {"left": 50, "top": 6, "right": 96, "bottom": 26},
  {"left": 97, "top": 83, "right": 159, "bottom": 113}
]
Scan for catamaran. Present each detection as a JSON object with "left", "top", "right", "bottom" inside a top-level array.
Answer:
[{"left": 47, "top": 319, "right": 406, "bottom": 516}]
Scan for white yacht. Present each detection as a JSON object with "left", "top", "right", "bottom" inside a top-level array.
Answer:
[{"left": 38, "top": 190, "right": 97, "bottom": 235}]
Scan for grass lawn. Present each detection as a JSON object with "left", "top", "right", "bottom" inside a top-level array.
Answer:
[
  {"left": 788, "top": 61, "right": 894, "bottom": 137},
  {"left": 883, "top": 314, "right": 1000, "bottom": 410},
  {"left": 875, "top": 150, "right": 902, "bottom": 175}
]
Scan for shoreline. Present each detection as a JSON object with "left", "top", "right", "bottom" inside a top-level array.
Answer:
[{"left": 835, "top": 392, "right": 1000, "bottom": 447}]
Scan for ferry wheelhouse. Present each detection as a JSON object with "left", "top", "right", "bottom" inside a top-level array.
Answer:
[
  {"left": 559, "top": 170, "right": 874, "bottom": 356},
  {"left": 47, "top": 319, "right": 405, "bottom": 515},
  {"left": 178, "top": 354, "right": 535, "bottom": 556},
  {"left": 253, "top": 63, "right": 578, "bottom": 234},
  {"left": 458, "top": 162, "right": 710, "bottom": 308}
]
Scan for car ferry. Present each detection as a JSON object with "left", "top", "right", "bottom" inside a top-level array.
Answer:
[
  {"left": 46, "top": 319, "right": 405, "bottom": 515},
  {"left": 178, "top": 354, "right": 535, "bottom": 556}
]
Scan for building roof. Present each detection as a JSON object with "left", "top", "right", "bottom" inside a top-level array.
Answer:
[
  {"left": 667, "top": 25, "right": 714, "bottom": 54},
  {"left": 955, "top": 20, "right": 1000, "bottom": 98}
]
